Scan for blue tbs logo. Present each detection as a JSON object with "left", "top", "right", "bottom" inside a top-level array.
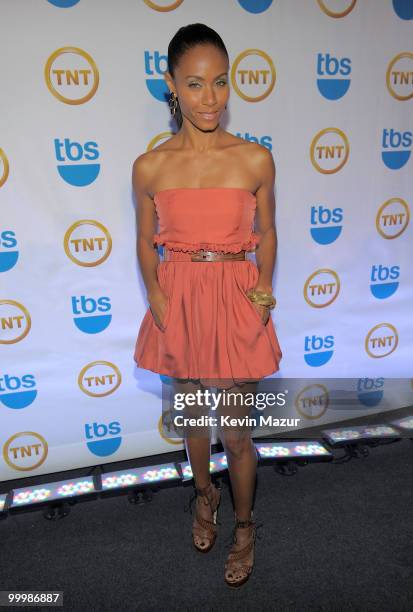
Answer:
[
  {"left": 316, "top": 53, "right": 351, "bottom": 100},
  {"left": 54, "top": 138, "right": 100, "bottom": 186}
]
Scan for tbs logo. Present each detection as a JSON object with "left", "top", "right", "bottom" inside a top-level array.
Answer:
[
  {"left": 47, "top": 0, "right": 80, "bottom": 6},
  {"left": 238, "top": 0, "right": 273, "bottom": 14},
  {"left": 0, "top": 374, "right": 37, "bottom": 409},
  {"left": 54, "top": 138, "right": 100, "bottom": 186},
  {"left": 72, "top": 295, "right": 112, "bottom": 334},
  {"left": 393, "top": 0, "right": 413, "bottom": 19},
  {"left": 145, "top": 51, "right": 170, "bottom": 101},
  {"left": 381, "top": 129, "right": 411, "bottom": 170},
  {"left": 236, "top": 133, "right": 273, "bottom": 149},
  {"left": 304, "top": 335, "right": 334, "bottom": 367},
  {"left": 316, "top": 53, "right": 351, "bottom": 100},
  {"left": 357, "top": 378, "right": 384, "bottom": 408},
  {"left": 0, "top": 230, "right": 18, "bottom": 272},
  {"left": 85, "top": 421, "right": 122, "bottom": 457},
  {"left": 370, "top": 265, "right": 400, "bottom": 299},
  {"left": 310, "top": 206, "right": 343, "bottom": 244}
]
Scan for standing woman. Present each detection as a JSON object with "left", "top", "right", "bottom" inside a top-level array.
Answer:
[{"left": 133, "top": 23, "right": 282, "bottom": 588}]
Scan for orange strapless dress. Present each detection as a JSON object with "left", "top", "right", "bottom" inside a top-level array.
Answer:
[{"left": 133, "top": 188, "right": 282, "bottom": 388}]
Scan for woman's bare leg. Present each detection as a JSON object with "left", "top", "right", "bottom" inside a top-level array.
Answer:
[
  {"left": 216, "top": 380, "right": 259, "bottom": 582},
  {"left": 171, "top": 377, "right": 221, "bottom": 550},
  {"left": 171, "top": 377, "right": 212, "bottom": 489},
  {"left": 216, "top": 381, "right": 258, "bottom": 521}
]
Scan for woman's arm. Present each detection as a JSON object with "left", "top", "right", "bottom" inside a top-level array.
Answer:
[
  {"left": 253, "top": 146, "right": 277, "bottom": 295},
  {"left": 249, "top": 146, "right": 278, "bottom": 324},
  {"left": 132, "top": 153, "right": 168, "bottom": 330}
]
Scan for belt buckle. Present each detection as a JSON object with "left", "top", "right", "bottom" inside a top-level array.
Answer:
[{"left": 192, "top": 250, "right": 213, "bottom": 262}]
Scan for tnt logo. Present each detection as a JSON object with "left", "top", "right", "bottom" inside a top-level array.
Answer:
[
  {"left": 64, "top": 220, "right": 112, "bottom": 266},
  {"left": 0, "top": 148, "right": 9, "bottom": 188},
  {"left": 0, "top": 374, "right": 37, "bottom": 410},
  {"left": 72, "top": 296, "right": 112, "bottom": 334},
  {"left": 148, "top": 132, "right": 176, "bottom": 153},
  {"left": 365, "top": 323, "right": 398, "bottom": 358},
  {"left": 304, "top": 269, "right": 340, "bottom": 308},
  {"left": 317, "top": 0, "right": 356, "bottom": 18},
  {"left": 85, "top": 420, "right": 122, "bottom": 457},
  {"left": 0, "top": 300, "right": 31, "bottom": 344},
  {"left": 386, "top": 52, "right": 413, "bottom": 101},
  {"left": 304, "top": 335, "right": 334, "bottom": 367},
  {"left": 392, "top": 0, "right": 413, "bottom": 19},
  {"left": 370, "top": 265, "right": 400, "bottom": 299},
  {"left": 381, "top": 129, "right": 411, "bottom": 170},
  {"left": 143, "top": 0, "right": 184, "bottom": 11},
  {"left": 231, "top": 49, "right": 276, "bottom": 102},
  {"left": 316, "top": 53, "right": 351, "bottom": 100},
  {"left": 295, "top": 384, "right": 329, "bottom": 420},
  {"left": 310, "top": 206, "right": 343, "bottom": 244},
  {"left": 78, "top": 361, "right": 122, "bottom": 397},
  {"left": 310, "top": 128, "right": 349, "bottom": 173},
  {"left": 376, "top": 198, "right": 410, "bottom": 239},
  {"left": 45, "top": 47, "right": 99, "bottom": 105},
  {"left": 3, "top": 432, "right": 48, "bottom": 471},
  {"left": 54, "top": 138, "right": 100, "bottom": 186},
  {"left": 236, "top": 133, "right": 273, "bottom": 149},
  {"left": 237, "top": 0, "right": 273, "bottom": 14},
  {"left": 357, "top": 377, "right": 384, "bottom": 407},
  {"left": 0, "top": 230, "right": 18, "bottom": 272}
]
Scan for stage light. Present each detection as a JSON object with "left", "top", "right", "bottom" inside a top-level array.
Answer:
[
  {"left": 322, "top": 424, "right": 400, "bottom": 447},
  {"left": 179, "top": 451, "right": 228, "bottom": 481},
  {"left": 10, "top": 476, "right": 96, "bottom": 509},
  {"left": 0, "top": 493, "right": 8, "bottom": 514},
  {"left": 255, "top": 440, "right": 332, "bottom": 461},
  {"left": 101, "top": 462, "right": 180, "bottom": 491},
  {"left": 390, "top": 415, "right": 413, "bottom": 432}
]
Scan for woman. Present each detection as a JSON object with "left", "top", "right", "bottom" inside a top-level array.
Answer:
[{"left": 133, "top": 23, "right": 282, "bottom": 588}]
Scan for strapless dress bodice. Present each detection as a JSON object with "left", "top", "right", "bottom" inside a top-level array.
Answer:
[{"left": 152, "top": 187, "right": 261, "bottom": 253}]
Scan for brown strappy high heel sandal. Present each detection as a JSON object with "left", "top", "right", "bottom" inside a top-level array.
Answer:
[
  {"left": 184, "top": 481, "right": 222, "bottom": 553},
  {"left": 224, "top": 511, "right": 263, "bottom": 588}
]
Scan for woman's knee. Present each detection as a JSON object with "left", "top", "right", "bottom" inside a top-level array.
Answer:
[{"left": 220, "top": 431, "right": 253, "bottom": 460}]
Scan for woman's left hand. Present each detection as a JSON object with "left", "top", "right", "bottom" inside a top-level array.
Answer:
[
  {"left": 251, "top": 283, "right": 273, "bottom": 325},
  {"left": 252, "top": 302, "right": 270, "bottom": 325}
]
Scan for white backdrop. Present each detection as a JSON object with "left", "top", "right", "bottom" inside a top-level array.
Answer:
[{"left": 1, "top": 0, "right": 412, "bottom": 482}]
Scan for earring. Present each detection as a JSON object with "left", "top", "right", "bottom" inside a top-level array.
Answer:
[{"left": 169, "top": 92, "right": 178, "bottom": 117}]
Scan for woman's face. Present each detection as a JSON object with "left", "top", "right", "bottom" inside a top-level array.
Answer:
[{"left": 168, "top": 44, "right": 229, "bottom": 130}]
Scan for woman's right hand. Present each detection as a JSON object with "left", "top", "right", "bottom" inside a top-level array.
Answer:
[{"left": 148, "top": 288, "right": 169, "bottom": 331}]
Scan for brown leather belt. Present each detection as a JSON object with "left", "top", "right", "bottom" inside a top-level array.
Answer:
[{"left": 163, "top": 247, "right": 247, "bottom": 262}]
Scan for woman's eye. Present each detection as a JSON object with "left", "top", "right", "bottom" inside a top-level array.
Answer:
[{"left": 188, "top": 81, "right": 228, "bottom": 88}]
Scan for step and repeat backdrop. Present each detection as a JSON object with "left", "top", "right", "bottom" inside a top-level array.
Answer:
[{"left": 1, "top": 0, "right": 412, "bottom": 481}]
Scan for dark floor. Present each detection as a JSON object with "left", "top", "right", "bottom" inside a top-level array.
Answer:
[{"left": 1, "top": 436, "right": 412, "bottom": 611}]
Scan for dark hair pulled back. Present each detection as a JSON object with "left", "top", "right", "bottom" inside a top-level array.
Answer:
[{"left": 167, "top": 23, "right": 229, "bottom": 130}]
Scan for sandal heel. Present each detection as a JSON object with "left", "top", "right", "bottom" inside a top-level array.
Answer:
[
  {"left": 189, "top": 482, "right": 221, "bottom": 553},
  {"left": 224, "top": 512, "right": 263, "bottom": 588}
]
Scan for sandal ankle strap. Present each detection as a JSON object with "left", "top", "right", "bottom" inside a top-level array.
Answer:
[{"left": 196, "top": 481, "right": 214, "bottom": 496}]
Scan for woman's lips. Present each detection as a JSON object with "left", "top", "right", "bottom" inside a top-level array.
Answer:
[{"left": 198, "top": 111, "right": 219, "bottom": 120}]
